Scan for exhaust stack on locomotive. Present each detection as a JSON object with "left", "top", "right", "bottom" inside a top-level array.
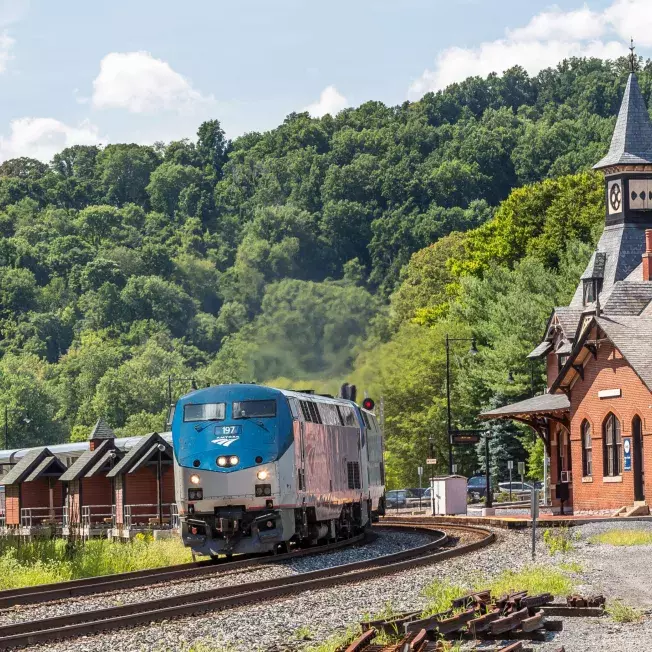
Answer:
[{"left": 171, "top": 384, "right": 385, "bottom": 557}]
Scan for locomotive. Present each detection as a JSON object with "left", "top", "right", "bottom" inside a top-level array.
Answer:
[{"left": 171, "top": 383, "right": 385, "bottom": 556}]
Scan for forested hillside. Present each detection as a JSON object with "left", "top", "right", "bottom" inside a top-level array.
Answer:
[{"left": 0, "top": 56, "right": 642, "bottom": 465}]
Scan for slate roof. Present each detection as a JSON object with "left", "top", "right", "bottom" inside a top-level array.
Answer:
[
  {"left": 89, "top": 418, "right": 115, "bottom": 440},
  {"left": 594, "top": 73, "right": 652, "bottom": 169},
  {"left": 2, "top": 448, "right": 54, "bottom": 485},
  {"left": 59, "top": 439, "right": 112, "bottom": 482},
  {"left": 554, "top": 307, "right": 586, "bottom": 339},
  {"left": 602, "top": 282, "right": 652, "bottom": 315},
  {"left": 480, "top": 393, "right": 570, "bottom": 419},
  {"left": 571, "top": 224, "right": 652, "bottom": 308},
  {"left": 596, "top": 316, "right": 652, "bottom": 391},
  {"left": 555, "top": 340, "right": 573, "bottom": 355},
  {"left": 24, "top": 456, "right": 66, "bottom": 482},
  {"left": 527, "top": 341, "right": 552, "bottom": 359},
  {"left": 107, "top": 433, "right": 171, "bottom": 477},
  {"left": 85, "top": 449, "right": 121, "bottom": 478}
]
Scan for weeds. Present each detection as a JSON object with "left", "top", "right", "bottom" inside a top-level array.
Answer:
[
  {"left": 0, "top": 537, "right": 193, "bottom": 590},
  {"left": 293, "top": 625, "right": 314, "bottom": 641},
  {"left": 605, "top": 599, "right": 645, "bottom": 623},
  {"left": 590, "top": 530, "right": 652, "bottom": 546},
  {"left": 558, "top": 561, "right": 584, "bottom": 574},
  {"left": 543, "top": 527, "right": 577, "bottom": 554},
  {"left": 306, "top": 625, "right": 361, "bottom": 652},
  {"left": 483, "top": 566, "right": 574, "bottom": 598},
  {"left": 421, "top": 580, "right": 468, "bottom": 617}
]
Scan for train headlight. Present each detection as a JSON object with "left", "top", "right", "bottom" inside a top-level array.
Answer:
[
  {"left": 217, "top": 456, "right": 227, "bottom": 467},
  {"left": 229, "top": 456, "right": 239, "bottom": 466},
  {"left": 257, "top": 470, "right": 268, "bottom": 481},
  {"left": 190, "top": 474, "right": 201, "bottom": 485}
]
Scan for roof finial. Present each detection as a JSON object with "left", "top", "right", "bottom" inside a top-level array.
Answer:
[{"left": 630, "top": 37, "right": 636, "bottom": 73}]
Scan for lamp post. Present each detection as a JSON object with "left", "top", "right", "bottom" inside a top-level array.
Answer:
[
  {"left": 3, "top": 406, "right": 31, "bottom": 450},
  {"left": 445, "top": 335, "right": 478, "bottom": 474},
  {"left": 164, "top": 376, "right": 198, "bottom": 430}
]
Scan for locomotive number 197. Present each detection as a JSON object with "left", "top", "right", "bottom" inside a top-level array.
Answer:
[{"left": 214, "top": 425, "right": 241, "bottom": 435}]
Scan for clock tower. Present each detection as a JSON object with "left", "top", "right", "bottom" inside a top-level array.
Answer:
[{"left": 595, "top": 70, "right": 652, "bottom": 226}]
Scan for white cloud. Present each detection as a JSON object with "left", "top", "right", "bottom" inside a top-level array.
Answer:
[
  {"left": 409, "top": 1, "right": 636, "bottom": 99},
  {"left": 305, "top": 85, "right": 348, "bottom": 118},
  {"left": 507, "top": 5, "right": 606, "bottom": 42},
  {"left": 605, "top": 0, "right": 652, "bottom": 48},
  {"left": 0, "top": 117, "right": 102, "bottom": 163},
  {"left": 91, "top": 51, "right": 213, "bottom": 114}
]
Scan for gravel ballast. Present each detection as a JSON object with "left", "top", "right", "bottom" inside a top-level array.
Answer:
[{"left": 14, "top": 520, "right": 652, "bottom": 651}]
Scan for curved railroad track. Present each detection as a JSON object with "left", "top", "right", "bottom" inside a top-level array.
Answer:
[
  {"left": 0, "top": 531, "right": 368, "bottom": 609},
  {"left": 0, "top": 523, "right": 494, "bottom": 649}
]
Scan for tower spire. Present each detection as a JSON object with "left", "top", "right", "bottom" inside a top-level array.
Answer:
[{"left": 630, "top": 37, "right": 636, "bottom": 73}]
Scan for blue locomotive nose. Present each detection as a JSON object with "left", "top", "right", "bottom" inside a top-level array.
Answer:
[{"left": 172, "top": 385, "right": 294, "bottom": 472}]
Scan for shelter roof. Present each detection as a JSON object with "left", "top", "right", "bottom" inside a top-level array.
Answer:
[
  {"left": 107, "top": 432, "right": 172, "bottom": 477},
  {"left": 24, "top": 456, "right": 67, "bottom": 482},
  {"left": 527, "top": 341, "right": 552, "bottom": 359},
  {"left": 480, "top": 393, "right": 570, "bottom": 419},
  {"left": 59, "top": 439, "right": 112, "bottom": 482},
  {"left": 1, "top": 448, "right": 63, "bottom": 485}
]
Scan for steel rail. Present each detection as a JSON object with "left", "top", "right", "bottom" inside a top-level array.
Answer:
[
  {"left": 0, "top": 524, "right": 494, "bottom": 649},
  {"left": 0, "top": 531, "right": 369, "bottom": 609}
]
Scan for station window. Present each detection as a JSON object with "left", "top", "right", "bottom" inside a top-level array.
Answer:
[
  {"left": 603, "top": 413, "right": 622, "bottom": 476},
  {"left": 581, "top": 420, "right": 592, "bottom": 477},
  {"left": 183, "top": 403, "right": 225, "bottom": 422}
]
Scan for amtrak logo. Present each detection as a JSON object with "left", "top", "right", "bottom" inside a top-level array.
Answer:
[{"left": 211, "top": 435, "right": 240, "bottom": 447}]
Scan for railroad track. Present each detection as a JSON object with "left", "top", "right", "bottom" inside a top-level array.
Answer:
[
  {"left": 0, "top": 531, "right": 368, "bottom": 609},
  {"left": 0, "top": 523, "right": 494, "bottom": 649}
]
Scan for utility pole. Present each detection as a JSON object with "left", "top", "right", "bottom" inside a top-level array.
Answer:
[{"left": 485, "top": 435, "right": 493, "bottom": 509}]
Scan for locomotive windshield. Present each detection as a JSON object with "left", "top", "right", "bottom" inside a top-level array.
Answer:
[
  {"left": 233, "top": 400, "right": 276, "bottom": 419},
  {"left": 183, "top": 403, "right": 226, "bottom": 422}
]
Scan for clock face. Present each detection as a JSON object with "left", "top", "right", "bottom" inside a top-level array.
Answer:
[{"left": 609, "top": 181, "right": 622, "bottom": 213}]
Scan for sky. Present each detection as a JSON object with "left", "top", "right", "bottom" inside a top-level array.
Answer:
[{"left": 0, "top": 0, "right": 649, "bottom": 162}]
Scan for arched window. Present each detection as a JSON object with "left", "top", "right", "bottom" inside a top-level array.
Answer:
[
  {"left": 581, "top": 420, "right": 592, "bottom": 477},
  {"left": 603, "top": 413, "right": 622, "bottom": 477}
]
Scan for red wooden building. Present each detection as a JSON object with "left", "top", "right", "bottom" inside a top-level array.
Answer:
[
  {"left": 59, "top": 419, "right": 121, "bottom": 536},
  {"left": 106, "top": 432, "right": 177, "bottom": 538},
  {"left": 482, "top": 71, "right": 652, "bottom": 515},
  {"left": 1, "top": 447, "right": 67, "bottom": 533}
]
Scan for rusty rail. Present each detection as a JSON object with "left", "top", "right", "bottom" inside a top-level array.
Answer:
[{"left": 0, "top": 523, "right": 494, "bottom": 649}]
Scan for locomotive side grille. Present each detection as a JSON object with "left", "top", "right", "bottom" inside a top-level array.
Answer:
[{"left": 347, "top": 461, "right": 361, "bottom": 489}]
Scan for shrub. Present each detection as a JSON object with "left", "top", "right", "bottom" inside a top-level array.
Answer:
[
  {"left": 606, "top": 600, "right": 644, "bottom": 623},
  {"left": 543, "top": 527, "right": 576, "bottom": 554}
]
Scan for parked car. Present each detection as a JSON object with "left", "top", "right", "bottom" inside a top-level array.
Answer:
[
  {"left": 498, "top": 481, "right": 535, "bottom": 495},
  {"left": 466, "top": 475, "right": 488, "bottom": 498},
  {"left": 385, "top": 489, "right": 409, "bottom": 509}
]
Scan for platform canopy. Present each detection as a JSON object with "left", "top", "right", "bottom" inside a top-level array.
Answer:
[{"left": 480, "top": 393, "right": 570, "bottom": 453}]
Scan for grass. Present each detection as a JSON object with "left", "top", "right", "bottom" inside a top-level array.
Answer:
[
  {"left": 306, "top": 625, "right": 361, "bottom": 652},
  {"left": 605, "top": 599, "right": 645, "bottom": 623},
  {"left": 293, "top": 625, "right": 315, "bottom": 641},
  {"left": 590, "top": 529, "right": 652, "bottom": 546},
  {"left": 0, "top": 535, "right": 193, "bottom": 590},
  {"left": 420, "top": 580, "right": 469, "bottom": 617},
  {"left": 543, "top": 527, "right": 577, "bottom": 554},
  {"left": 484, "top": 565, "right": 574, "bottom": 598},
  {"left": 558, "top": 561, "right": 584, "bottom": 574}
]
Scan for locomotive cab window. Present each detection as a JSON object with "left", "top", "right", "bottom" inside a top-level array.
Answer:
[
  {"left": 183, "top": 403, "right": 226, "bottom": 422},
  {"left": 233, "top": 400, "right": 276, "bottom": 419}
]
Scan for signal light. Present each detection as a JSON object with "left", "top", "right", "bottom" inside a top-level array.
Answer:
[
  {"left": 362, "top": 398, "right": 375, "bottom": 410},
  {"left": 217, "top": 456, "right": 227, "bottom": 467},
  {"left": 229, "top": 456, "right": 239, "bottom": 466}
]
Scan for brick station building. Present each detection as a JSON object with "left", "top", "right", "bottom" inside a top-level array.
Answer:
[{"left": 481, "top": 70, "right": 652, "bottom": 514}]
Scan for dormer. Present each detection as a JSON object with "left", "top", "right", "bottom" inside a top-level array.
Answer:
[{"left": 581, "top": 252, "right": 606, "bottom": 306}]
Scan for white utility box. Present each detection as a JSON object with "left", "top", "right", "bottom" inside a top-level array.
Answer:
[{"left": 430, "top": 475, "right": 468, "bottom": 515}]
